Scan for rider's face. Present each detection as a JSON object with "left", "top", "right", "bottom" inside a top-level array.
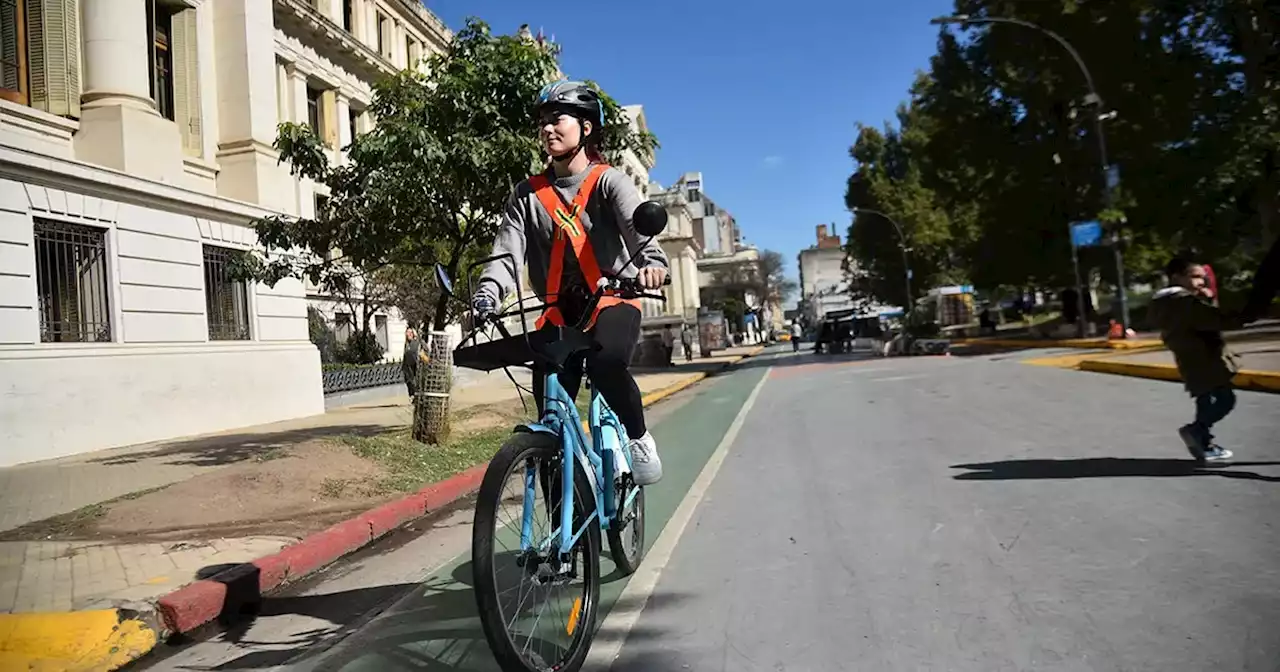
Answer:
[{"left": 540, "top": 112, "right": 589, "bottom": 155}]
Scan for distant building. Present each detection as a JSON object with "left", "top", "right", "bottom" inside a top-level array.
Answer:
[{"left": 798, "top": 224, "right": 854, "bottom": 326}]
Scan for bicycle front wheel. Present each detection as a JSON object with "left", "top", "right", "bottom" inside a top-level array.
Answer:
[{"left": 473, "top": 432, "right": 601, "bottom": 672}]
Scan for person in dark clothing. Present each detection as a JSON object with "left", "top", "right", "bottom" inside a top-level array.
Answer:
[
  {"left": 1242, "top": 236, "right": 1280, "bottom": 322},
  {"left": 1149, "top": 257, "right": 1242, "bottom": 464},
  {"left": 402, "top": 327, "right": 426, "bottom": 399},
  {"left": 680, "top": 323, "right": 695, "bottom": 362}
]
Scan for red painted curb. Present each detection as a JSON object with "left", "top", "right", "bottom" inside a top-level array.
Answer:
[{"left": 155, "top": 461, "right": 489, "bottom": 634}]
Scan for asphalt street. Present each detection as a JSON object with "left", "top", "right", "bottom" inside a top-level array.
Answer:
[{"left": 144, "top": 345, "right": 1280, "bottom": 672}]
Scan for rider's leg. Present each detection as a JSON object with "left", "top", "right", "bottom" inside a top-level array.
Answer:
[{"left": 587, "top": 304, "right": 663, "bottom": 485}]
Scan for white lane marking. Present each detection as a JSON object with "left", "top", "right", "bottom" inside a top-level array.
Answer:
[
  {"left": 585, "top": 367, "right": 773, "bottom": 670},
  {"left": 869, "top": 374, "right": 926, "bottom": 382}
]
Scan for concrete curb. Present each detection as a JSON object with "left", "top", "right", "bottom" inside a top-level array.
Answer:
[
  {"left": 1077, "top": 359, "right": 1280, "bottom": 394},
  {"left": 953, "top": 337, "right": 1162, "bottom": 350},
  {"left": 7, "top": 345, "right": 769, "bottom": 670}
]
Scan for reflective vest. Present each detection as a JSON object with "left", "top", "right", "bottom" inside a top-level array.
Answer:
[{"left": 531, "top": 164, "right": 641, "bottom": 330}]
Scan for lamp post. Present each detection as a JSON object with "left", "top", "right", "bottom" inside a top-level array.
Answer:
[
  {"left": 931, "top": 13, "right": 1130, "bottom": 335},
  {"left": 852, "top": 207, "right": 913, "bottom": 310}
]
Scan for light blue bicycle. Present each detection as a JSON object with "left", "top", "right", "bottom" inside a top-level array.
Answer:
[{"left": 435, "top": 202, "right": 669, "bottom": 672}]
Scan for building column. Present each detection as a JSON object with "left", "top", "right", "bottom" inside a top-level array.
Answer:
[
  {"left": 287, "top": 66, "right": 311, "bottom": 216},
  {"left": 364, "top": 0, "right": 378, "bottom": 51},
  {"left": 681, "top": 248, "right": 700, "bottom": 313},
  {"left": 336, "top": 93, "right": 352, "bottom": 163},
  {"left": 73, "top": 0, "right": 185, "bottom": 181},
  {"left": 213, "top": 0, "right": 289, "bottom": 210},
  {"left": 79, "top": 0, "right": 151, "bottom": 110}
]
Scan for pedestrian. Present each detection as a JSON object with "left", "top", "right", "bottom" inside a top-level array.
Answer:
[
  {"left": 790, "top": 321, "right": 802, "bottom": 352},
  {"left": 680, "top": 323, "right": 695, "bottom": 362},
  {"left": 402, "top": 327, "right": 427, "bottom": 400},
  {"left": 1149, "top": 257, "right": 1241, "bottom": 463},
  {"left": 661, "top": 324, "right": 676, "bottom": 366}
]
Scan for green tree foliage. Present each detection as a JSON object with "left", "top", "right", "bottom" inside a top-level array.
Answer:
[
  {"left": 237, "top": 19, "right": 658, "bottom": 334},
  {"left": 845, "top": 0, "right": 1278, "bottom": 307},
  {"left": 844, "top": 88, "right": 977, "bottom": 308}
]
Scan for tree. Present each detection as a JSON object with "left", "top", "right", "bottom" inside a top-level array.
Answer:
[
  {"left": 757, "top": 250, "right": 799, "bottom": 306},
  {"left": 843, "top": 93, "right": 975, "bottom": 308},
  {"left": 239, "top": 19, "right": 658, "bottom": 333},
  {"left": 843, "top": 0, "right": 1278, "bottom": 317},
  {"left": 237, "top": 19, "right": 659, "bottom": 443}
]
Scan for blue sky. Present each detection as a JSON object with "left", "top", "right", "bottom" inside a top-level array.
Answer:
[{"left": 426, "top": 0, "right": 955, "bottom": 287}]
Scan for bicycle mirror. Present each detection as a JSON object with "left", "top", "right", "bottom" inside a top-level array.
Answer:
[
  {"left": 632, "top": 201, "right": 668, "bottom": 238},
  {"left": 434, "top": 263, "right": 454, "bottom": 297}
]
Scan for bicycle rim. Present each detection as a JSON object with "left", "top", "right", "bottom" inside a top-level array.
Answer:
[{"left": 473, "top": 433, "right": 601, "bottom": 672}]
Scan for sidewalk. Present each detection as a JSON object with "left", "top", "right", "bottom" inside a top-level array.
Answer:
[
  {"left": 1076, "top": 338, "right": 1280, "bottom": 393},
  {"left": 0, "top": 346, "right": 761, "bottom": 622}
]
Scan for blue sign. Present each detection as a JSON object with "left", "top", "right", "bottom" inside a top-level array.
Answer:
[
  {"left": 1071, "top": 221, "right": 1103, "bottom": 247},
  {"left": 1106, "top": 165, "right": 1121, "bottom": 191}
]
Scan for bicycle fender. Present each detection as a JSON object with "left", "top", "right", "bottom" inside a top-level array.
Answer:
[{"left": 514, "top": 423, "right": 557, "bottom": 437}]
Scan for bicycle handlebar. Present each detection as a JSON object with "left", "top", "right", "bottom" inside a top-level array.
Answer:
[{"left": 460, "top": 272, "right": 671, "bottom": 349}]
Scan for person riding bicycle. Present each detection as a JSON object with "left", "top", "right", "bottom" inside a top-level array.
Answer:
[{"left": 471, "top": 80, "right": 669, "bottom": 486}]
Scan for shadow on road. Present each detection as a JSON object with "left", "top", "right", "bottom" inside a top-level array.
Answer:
[
  {"left": 164, "top": 557, "right": 698, "bottom": 671},
  {"left": 952, "top": 458, "right": 1280, "bottom": 482},
  {"left": 730, "top": 347, "right": 881, "bottom": 372}
]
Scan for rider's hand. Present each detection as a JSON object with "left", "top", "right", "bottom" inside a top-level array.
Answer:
[
  {"left": 472, "top": 294, "right": 497, "bottom": 321},
  {"left": 638, "top": 266, "right": 667, "bottom": 289}
]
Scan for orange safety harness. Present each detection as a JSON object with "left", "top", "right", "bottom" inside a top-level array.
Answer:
[{"left": 531, "top": 164, "right": 641, "bottom": 330}]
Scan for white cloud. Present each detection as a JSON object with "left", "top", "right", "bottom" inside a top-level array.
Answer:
[{"left": 761, "top": 155, "right": 784, "bottom": 168}]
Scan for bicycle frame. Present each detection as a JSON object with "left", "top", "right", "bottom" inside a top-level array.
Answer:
[{"left": 516, "top": 367, "right": 634, "bottom": 561}]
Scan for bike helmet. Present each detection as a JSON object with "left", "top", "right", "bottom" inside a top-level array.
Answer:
[{"left": 536, "top": 80, "right": 605, "bottom": 130}]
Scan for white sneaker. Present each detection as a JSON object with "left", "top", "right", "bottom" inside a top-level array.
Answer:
[
  {"left": 1204, "top": 446, "right": 1234, "bottom": 463},
  {"left": 628, "top": 432, "right": 663, "bottom": 486}
]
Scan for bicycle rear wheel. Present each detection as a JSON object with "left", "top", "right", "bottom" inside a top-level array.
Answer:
[{"left": 473, "top": 432, "right": 601, "bottom": 672}]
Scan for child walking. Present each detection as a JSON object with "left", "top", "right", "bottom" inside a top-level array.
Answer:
[{"left": 1149, "top": 257, "right": 1239, "bottom": 464}]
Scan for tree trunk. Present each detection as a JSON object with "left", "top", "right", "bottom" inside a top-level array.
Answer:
[
  {"left": 411, "top": 330, "right": 454, "bottom": 445},
  {"left": 413, "top": 244, "right": 463, "bottom": 445}
]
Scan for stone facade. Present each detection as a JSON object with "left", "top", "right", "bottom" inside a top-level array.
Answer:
[{"left": 0, "top": 0, "right": 451, "bottom": 466}]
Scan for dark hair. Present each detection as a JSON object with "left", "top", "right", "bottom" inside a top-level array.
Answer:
[{"left": 1165, "top": 256, "right": 1195, "bottom": 278}]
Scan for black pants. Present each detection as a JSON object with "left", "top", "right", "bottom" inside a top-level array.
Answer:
[
  {"left": 532, "top": 304, "right": 647, "bottom": 439},
  {"left": 1192, "top": 387, "right": 1236, "bottom": 444},
  {"left": 403, "top": 366, "right": 417, "bottom": 397}
]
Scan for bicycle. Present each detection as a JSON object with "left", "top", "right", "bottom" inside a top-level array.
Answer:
[{"left": 436, "top": 202, "right": 669, "bottom": 672}]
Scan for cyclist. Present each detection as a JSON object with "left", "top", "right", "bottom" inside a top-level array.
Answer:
[{"left": 471, "top": 80, "right": 669, "bottom": 486}]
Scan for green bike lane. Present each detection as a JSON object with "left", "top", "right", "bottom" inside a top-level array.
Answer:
[{"left": 284, "top": 361, "right": 774, "bottom": 671}]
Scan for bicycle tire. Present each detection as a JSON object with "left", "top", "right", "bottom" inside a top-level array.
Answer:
[
  {"left": 473, "top": 432, "right": 602, "bottom": 672},
  {"left": 606, "top": 478, "right": 645, "bottom": 576}
]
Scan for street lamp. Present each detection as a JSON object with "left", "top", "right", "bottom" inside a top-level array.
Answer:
[
  {"left": 852, "top": 207, "right": 913, "bottom": 310},
  {"left": 931, "top": 13, "right": 1131, "bottom": 335}
]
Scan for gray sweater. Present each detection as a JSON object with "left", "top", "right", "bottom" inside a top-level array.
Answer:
[{"left": 475, "top": 165, "right": 668, "bottom": 304}]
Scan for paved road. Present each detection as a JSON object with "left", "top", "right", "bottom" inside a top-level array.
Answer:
[{"left": 144, "top": 346, "right": 1280, "bottom": 671}]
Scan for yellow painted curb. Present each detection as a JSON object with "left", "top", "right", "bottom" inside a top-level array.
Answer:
[
  {"left": 0, "top": 609, "right": 157, "bottom": 672},
  {"left": 954, "top": 337, "right": 1162, "bottom": 350},
  {"left": 1022, "top": 349, "right": 1135, "bottom": 369},
  {"left": 1078, "top": 360, "right": 1280, "bottom": 393},
  {"left": 640, "top": 372, "right": 709, "bottom": 407}
]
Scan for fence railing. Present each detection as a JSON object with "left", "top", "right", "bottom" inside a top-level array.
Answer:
[{"left": 322, "top": 362, "right": 403, "bottom": 394}]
